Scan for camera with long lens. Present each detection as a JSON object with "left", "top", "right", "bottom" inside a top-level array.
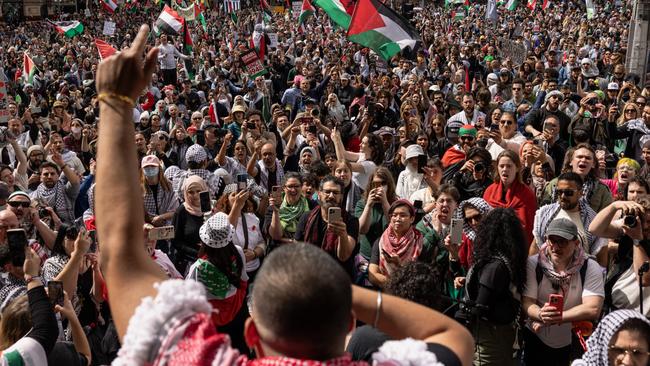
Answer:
[{"left": 474, "top": 162, "right": 486, "bottom": 172}]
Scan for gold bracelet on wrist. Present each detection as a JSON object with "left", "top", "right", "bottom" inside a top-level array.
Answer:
[{"left": 97, "top": 92, "right": 136, "bottom": 108}]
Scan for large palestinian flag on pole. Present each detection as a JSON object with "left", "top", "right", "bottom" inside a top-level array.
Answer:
[
  {"left": 346, "top": 0, "right": 420, "bottom": 60},
  {"left": 313, "top": 0, "right": 351, "bottom": 29},
  {"left": 155, "top": 5, "right": 185, "bottom": 35},
  {"left": 49, "top": 21, "right": 84, "bottom": 38}
]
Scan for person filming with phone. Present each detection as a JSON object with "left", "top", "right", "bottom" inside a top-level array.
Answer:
[
  {"left": 294, "top": 176, "right": 358, "bottom": 278},
  {"left": 522, "top": 218, "right": 604, "bottom": 366},
  {"left": 368, "top": 199, "right": 430, "bottom": 289}
]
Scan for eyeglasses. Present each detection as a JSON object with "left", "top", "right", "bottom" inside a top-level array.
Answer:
[
  {"left": 557, "top": 189, "right": 576, "bottom": 197},
  {"left": 322, "top": 189, "right": 341, "bottom": 196},
  {"left": 609, "top": 346, "right": 650, "bottom": 361},
  {"left": 8, "top": 201, "right": 30, "bottom": 208},
  {"left": 499, "top": 120, "right": 514, "bottom": 125},
  {"left": 547, "top": 236, "right": 573, "bottom": 247}
]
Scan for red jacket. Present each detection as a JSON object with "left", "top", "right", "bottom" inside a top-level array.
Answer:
[{"left": 483, "top": 180, "right": 537, "bottom": 250}]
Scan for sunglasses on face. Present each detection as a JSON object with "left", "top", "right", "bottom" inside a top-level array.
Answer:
[
  {"left": 499, "top": 120, "right": 514, "bottom": 125},
  {"left": 8, "top": 201, "right": 30, "bottom": 208},
  {"left": 557, "top": 189, "right": 576, "bottom": 197},
  {"left": 459, "top": 136, "right": 475, "bottom": 141}
]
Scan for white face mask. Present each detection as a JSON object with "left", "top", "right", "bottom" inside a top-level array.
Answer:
[
  {"left": 143, "top": 166, "right": 160, "bottom": 177},
  {"left": 71, "top": 127, "right": 82, "bottom": 134}
]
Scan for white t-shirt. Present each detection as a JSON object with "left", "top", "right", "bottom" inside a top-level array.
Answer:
[
  {"left": 352, "top": 153, "right": 376, "bottom": 190},
  {"left": 523, "top": 255, "right": 604, "bottom": 348},
  {"left": 232, "top": 213, "right": 264, "bottom": 273}
]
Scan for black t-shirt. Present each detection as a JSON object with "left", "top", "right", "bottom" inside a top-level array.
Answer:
[
  {"left": 474, "top": 261, "right": 518, "bottom": 324},
  {"left": 294, "top": 208, "right": 359, "bottom": 279},
  {"left": 346, "top": 325, "right": 462, "bottom": 366}
]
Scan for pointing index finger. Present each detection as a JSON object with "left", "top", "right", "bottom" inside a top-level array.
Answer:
[{"left": 128, "top": 24, "right": 150, "bottom": 59}]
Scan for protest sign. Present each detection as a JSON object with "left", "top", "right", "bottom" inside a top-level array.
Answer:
[
  {"left": 268, "top": 32, "right": 278, "bottom": 48},
  {"left": 240, "top": 49, "right": 268, "bottom": 78},
  {"left": 103, "top": 21, "right": 116, "bottom": 36},
  {"left": 499, "top": 38, "right": 527, "bottom": 66},
  {"left": 0, "top": 81, "right": 9, "bottom": 124}
]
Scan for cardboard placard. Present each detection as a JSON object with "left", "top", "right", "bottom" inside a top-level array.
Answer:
[
  {"left": 499, "top": 38, "right": 527, "bottom": 66},
  {"left": 103, "top": 21, "right": 116, "bottom": 36},
  {"left": 268, "top": 32, "right": 278, "bottom": 48},
  {"left": 240, "top": 50, "right": 268, "bottom": 78}
]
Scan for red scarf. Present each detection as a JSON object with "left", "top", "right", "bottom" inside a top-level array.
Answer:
[
  {"left": 483, "top": 180, "right": 537, "bottom": 248},
  {"left": 379, "top": 225, "right": 423, "bottom": 276},
  {"left": 247, "top": 355, "right": 367, "bottom": 365},
  {"left": 303, "top": 206, "right": 343, "bottom": 254}
]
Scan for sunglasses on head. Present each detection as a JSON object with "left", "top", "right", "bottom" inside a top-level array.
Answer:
[{"left": 8, "top": 201, "right": 30, "bottom": 208}]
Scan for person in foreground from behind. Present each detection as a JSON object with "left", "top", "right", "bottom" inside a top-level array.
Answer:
[{"left": 95, "top": 24, "right": 474, "bottom": 366}]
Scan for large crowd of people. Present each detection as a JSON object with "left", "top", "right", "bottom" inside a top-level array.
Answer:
[{"left": 0, "top": 0, "right": 650, "bottom": 364}]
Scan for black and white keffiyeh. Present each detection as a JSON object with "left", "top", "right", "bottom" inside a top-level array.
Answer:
[
  {"left": 199, "top": 212, "right": 234, "bottom": 249},
  {"left": 31, "top": 180, "right": 75, "bottom": 223},
  {"left": 572, "top": 309, "right": 650, "bottom": 366},
  {"left": 454, "top": 197, "right": 493, "bottom": 241}
]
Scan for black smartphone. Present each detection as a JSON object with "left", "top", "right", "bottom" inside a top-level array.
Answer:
[
  {"left": 195, "top": 129, "right": 206, "bottom": 146},
  {"left": 417, "top": 154, "right": 427, "bottom": 174},
  {"left": 88, "top": 230, "right": 97, "bottom": 253},
  {"left": 199, "top": 190, "right": 211, "bottom": 212},
  {"left": 307, "top": 125, "right": 318, "bottom": 134},
  {"left": 237, "top": 174, "right": 248, "bottom": 191},
  {"left": 7, "top": 229, "right": 27, "bottom": 255},
  {"left": 413, "top": 200, "right": 423, "bottom": 210},
  {"left": 47, "top": 280, "right": 64, "bottom": 307}
]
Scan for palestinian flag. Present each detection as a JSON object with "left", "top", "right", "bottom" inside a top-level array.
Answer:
[
  {"left": 95, "top": 38, "right": 118, "bottom": 60},
  {"left": 451, "top": 8, "right": 465, "bottom": 20},
  {"left": 22, "top": 53, "right": 37, "bottom": 84},
  {"left": 224, "top": 0, "right": 240, "bottom": 24},
  {"left": 526, "top": 0, "right": 536, "bottom": 10},
  {"left": 155, "top": 5, "right": 185, "bottom": 35},
  {"left": 250, "top": 25, "right": 268, "bottom": 60},
  {"left": 49, "top": 20, "right": 84, "bottom": 38},
  {"left": 260, "top": 0, "right": 272, "bottom": 22},
  {"left": 542, "top": 0, "right": 549, "bottom": 9},
  {"left": 298, "top": 0, "right": 315, "bottom": 32},
  {"left": 183, "top": 22, "right": 195, "bottom": 79},
  {"left": 313, "top": 0, "right": 351, "bottom": 29},
  {"left": 504, "top": 0, "right": 517, "bottom": 10},
  {"left": 101, "top": 0, "right": 118, "bottom": 13},
  {"left": 346, "top": 0, "right": 420, "bottom": 61}
]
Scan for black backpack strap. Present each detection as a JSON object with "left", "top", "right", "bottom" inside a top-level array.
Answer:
[{"left": 579, "top": 259, "right": 589, "bottom": 288}]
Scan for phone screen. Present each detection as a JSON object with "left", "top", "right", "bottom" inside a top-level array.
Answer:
[
  {"left": 237, "top": 174, "right": 248, "bottom": 191},
  {"left": 199, "top": 191, "right": 211, "bottom": 212},
  {"left": 417, "top": 154, "right": 427, "bottom": 174},
  {"left": 7, "top": 229, "right": 27, "bottom": 255},
  {"left": 48, "top": 281, "right": 64, "bottom": 307}
]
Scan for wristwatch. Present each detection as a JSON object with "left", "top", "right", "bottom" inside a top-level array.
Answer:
[{"left": 24, "top": 274, "right": 42, "bottom": 284}]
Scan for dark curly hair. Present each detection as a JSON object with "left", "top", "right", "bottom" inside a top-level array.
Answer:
[
  {"left": 384, "top": 262, "right": 444, "bottom": 311},
  {"left": 472, "top": 208, "right": 527, "bottom": 294}
]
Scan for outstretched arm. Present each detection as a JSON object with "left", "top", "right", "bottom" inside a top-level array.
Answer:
[{"left": 96, "top": 25, "right": 166, "bottom": 341}]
